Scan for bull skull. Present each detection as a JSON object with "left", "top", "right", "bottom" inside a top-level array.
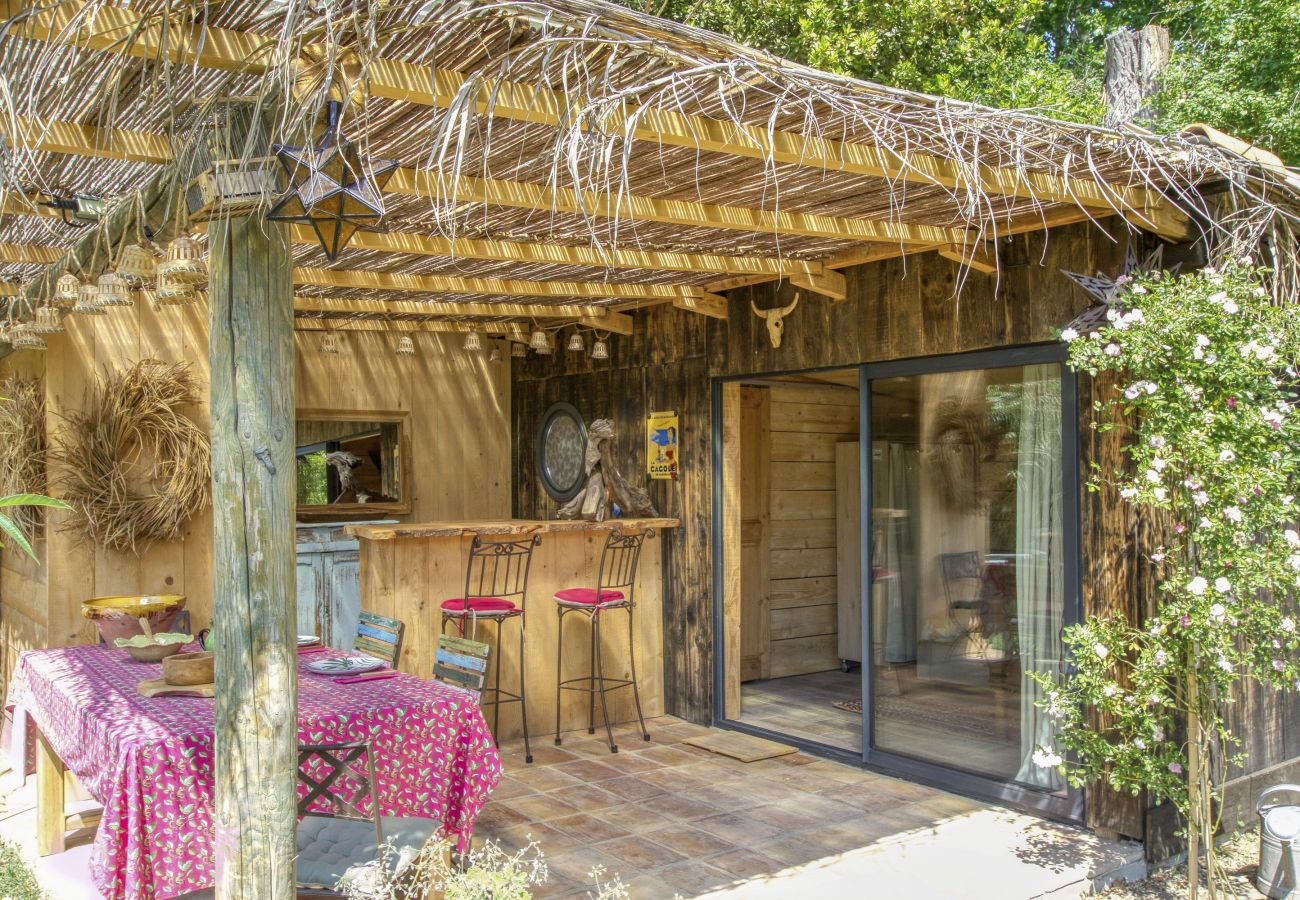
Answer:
[{"left": 751, "top": 292, "right": 800, "bottom": 348}]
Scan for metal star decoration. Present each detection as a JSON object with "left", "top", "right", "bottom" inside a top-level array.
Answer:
[
  {"left": 266, "top": 101, "right": 399, "bottom": 260},
  {"left": 1061, "top": 242, "right": 1176, "bottom": 333}
]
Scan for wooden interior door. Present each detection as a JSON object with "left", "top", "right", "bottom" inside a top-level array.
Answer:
[{"left": 739, "top": 386, "right": 771, "bottom": 681}]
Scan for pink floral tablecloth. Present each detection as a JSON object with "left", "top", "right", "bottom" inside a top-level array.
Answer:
[{"left": 6, "top": 644, "right": 502, "bottom": 899}]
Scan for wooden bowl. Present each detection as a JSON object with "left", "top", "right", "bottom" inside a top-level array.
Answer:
[
  {"left": 82, "top": 595, "right": 186, "bottom": 644},
  {"left": 124, "top": 642, "right": 186, "bottom": 664},
  {"left": 162, "top": 650, "right": 214, "bottom": 686}
]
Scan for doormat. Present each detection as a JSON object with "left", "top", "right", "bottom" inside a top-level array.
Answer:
[
  {"left": 833, "top": 699, "right": 863, "bottom": 714},
  {"left": 683, "top": 731, "right": 798, "bottom": 762},
  {"left": 830, "top": 696, "right": 1001, "bottom": 739}
]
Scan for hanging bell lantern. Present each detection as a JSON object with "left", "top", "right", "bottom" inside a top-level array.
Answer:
[
  {"left": 463, "top": 330, "right": 483, "bottom": 352},
  {"left": 32, "top": 305, "right": 64, "bottom": 334},
  {"left": 590, "top": 336, "right": 609, "bottom": 360},
  {"left": 528, "top": 327, "right": 551, "bottom": 352},
  {"left": 266, "top": 100, "right": 400, "bottom": 260},
  {"left": 74, "top": 282, "right": 106, "bottom": 315},
  {"left": 117, "top": 241, "right": 157, "bottom": 285},
  {"left": 320, "top": 331, "right": 341, "bottom": 354},
  {"left": 489, "top": 347, "right": 502, "bottom": 363},
  {"left": 153, "top": 271, "right": 199, "bottom": 307},
  {"left": 157, "top": 235, "right": 207, "bottom": 285},
  {"left": 566, "top": 330, "right": 585, "bottom": 352},
  {"left": 53, "top": 272, "right": 81, "bottom": 308},
  {"left": 10, "top": 323, "right": 45, "bottom": 351},
  {"left": 96, "top": 270, "right": 133, "bottom": 307},
  {"left": 511, "top": 342, "right": 527, "bottom": 358},
  {"left": 395, "top": 335, "right": 415, "bottom": 356}
]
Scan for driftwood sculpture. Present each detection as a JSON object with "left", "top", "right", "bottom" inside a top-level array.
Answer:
[
  {"left": 751, "top": 292, "right": 800, "bottom": 348},
  {"left": 325, "top": 451, "right": 371, "bottom": 503},
  {"left": 557, "top": 418, "right": 658, "bottom": 521}
]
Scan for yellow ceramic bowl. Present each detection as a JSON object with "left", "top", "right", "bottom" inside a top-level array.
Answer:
[{"left": 82, "top": 595, "right": 187, "bottom": 644}]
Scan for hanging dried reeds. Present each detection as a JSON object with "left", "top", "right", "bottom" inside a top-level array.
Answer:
[
  {"left": 0, "top": 376, "right": 48, "bottom": 538},
  {"left": 53, "top": 360, "right": 210, "bottom": 554}
]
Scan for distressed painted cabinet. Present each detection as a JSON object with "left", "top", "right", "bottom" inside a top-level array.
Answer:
[{"left": 295, "top": 522, "right": 391, "bottom": 648}]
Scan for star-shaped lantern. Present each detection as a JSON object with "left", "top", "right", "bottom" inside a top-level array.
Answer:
[
  {"left": 1060, "top": 243, "right": 1176, "bottom": 334},
  {"left": 267, "top": 101, "right": 399, "bottom": 260}
]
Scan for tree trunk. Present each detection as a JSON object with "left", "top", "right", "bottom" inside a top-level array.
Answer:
[
  {"left": 208, "top": 208, "right": 297, "bottom": 899},
  {"left": 1102, "top": 25, "right": 1171, "bottom": 129}
]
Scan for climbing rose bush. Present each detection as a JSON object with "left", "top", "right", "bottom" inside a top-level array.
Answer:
[{"left": 1034, "top": 260, "right": 1300, "bottom": 812}]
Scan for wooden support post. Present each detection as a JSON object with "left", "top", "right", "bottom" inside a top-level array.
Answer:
[
  {"left": 208, "top": 209, "right": 298, "bottom": 899},
  {"left": 35, "top": 730, "right": 66, "bottom": 857}
]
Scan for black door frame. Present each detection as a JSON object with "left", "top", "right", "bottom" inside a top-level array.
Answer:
[{"left": 710, "top": 343, "right": 1084, "bottom": 823}]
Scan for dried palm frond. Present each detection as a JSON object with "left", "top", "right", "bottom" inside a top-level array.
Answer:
[
  {"left": 0, "top": 376, "right": 48, "bottom": 538},
  {"left": 52, "top": 359, "right": 210, "bottom": 555}
]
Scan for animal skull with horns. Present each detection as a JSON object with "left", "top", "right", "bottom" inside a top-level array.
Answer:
[{"left": 751, "top": 293, "right": 800, "bottom": 348}]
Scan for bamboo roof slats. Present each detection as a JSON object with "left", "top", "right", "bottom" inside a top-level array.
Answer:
[{"left": 1, "top": 0, "right": 1298, "bottom": 336}]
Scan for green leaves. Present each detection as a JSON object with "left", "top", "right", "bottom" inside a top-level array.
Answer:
[{"left": 0, "top": 494, "right": 69, "bottom": 562}]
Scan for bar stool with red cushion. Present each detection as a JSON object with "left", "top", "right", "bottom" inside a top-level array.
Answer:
[
  {"left": 440, "top": 534, "right": 540, "bottom": 763},
  {"left": 552, "top": 528, "right": 650, "bottom": 754}
]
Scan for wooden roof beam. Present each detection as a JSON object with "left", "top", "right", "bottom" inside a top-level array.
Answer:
[
  {"left": 937, "top": 242, "right": 999, "bottom": 275},
  {"left": 7, "top": 1, "right": 1189, "bottom": 240},
  {"left": 292, "top": 296, "right": 633, "bottom": 334},
  {"left": 294, "top": 318, "right": 529, "bottom": 336}
]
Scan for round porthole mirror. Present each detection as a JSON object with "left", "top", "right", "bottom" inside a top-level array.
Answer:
[{"left": 536, "top": 402, "right": 588, "bottom": 503}]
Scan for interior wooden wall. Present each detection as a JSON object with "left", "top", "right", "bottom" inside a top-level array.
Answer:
[{"left": 0, "top": 313, "right": 510, "bottom": 696}]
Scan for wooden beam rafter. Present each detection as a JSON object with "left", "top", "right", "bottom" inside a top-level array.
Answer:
[{"left": 6, "top": 1, "right": 1189, "bottom": 240}]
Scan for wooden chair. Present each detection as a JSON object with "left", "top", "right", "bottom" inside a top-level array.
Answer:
[
  {"left": 355, "top": 611, "right": 405, "bottom": 666},
  {"left": 432, "top": 634, "right": 491, "bottom": 695},
  {"left": 295, "top": 741, "right": 439, "bottom": 898}
]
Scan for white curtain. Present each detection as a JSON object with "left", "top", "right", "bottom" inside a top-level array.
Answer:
[
  {"left": 879, "top": 443, "right": 919, "bottom": 663},
  {"left": 1014, "top": 365, "right": 1065, "bottom": 790}
]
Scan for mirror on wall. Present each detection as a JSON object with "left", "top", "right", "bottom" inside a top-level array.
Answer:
[{"left": 295, "top": 410, "right": 410, "bottom": 518}]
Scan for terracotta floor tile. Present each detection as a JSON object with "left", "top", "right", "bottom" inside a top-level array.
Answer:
[
  {"left": 553, "top": 758, "right": 625, "bottom": 782},
  {"left": 529, "top": 871, "right": 585, "bottom": 899},
  {"left": 641, "top": 822, "right": 737, "bottom": 858},
  {"left": 593, "top": 834, "right": 687, "bottom": 870},
  {"left": 548, "top": 812, "right": 633, "bottom": 845},
  {"left": 474, "top": 802, "right": 532, "bottom": 832},
  {"left": 785, "top": 792, "right": 864, "bottom": 824},
  {"left": 505, "top": 793, "right": 581, "bottom": 823},
  {"left": 488, "top": 821, "right": 583, "bottom": 856},
  {"left": 743, "top": 802, "right": 823, "bottom": 832},
  {"left": 544, "top": 782, "right": 624, "bottom": 811},
  {"left": 635, "top": 767, "right": 712, "bottom": 793},
  {"left": 671, "top": 759, "right": 748, "bottom": 783},
  {"left": 594, "top": 802, "right": 675, "bottom": 835},
  {"left": 707, "top": 847, "right": 785, "bottom": 880},
  {"left": 620, "top": 872, "right": 685, "bottom": 900},
  {"left": 656, "top": 859, "right": 738, "bottom": 895},
  {"left": 638, "top": 792, "right": 722, "bottom": 823},
  {"left": 691, "top": 811, "right": 783, "bottom": 845},
  {"left": 489, "top": 775, "right": 539, "bottom": 801},
  {"left": 502, "top": 745, "right": 578, "bottom": 767},
  {"left": 817, "top": 816, "right": 910, "bottom": 852},
  {"left": 545, "top": 846, "right": 627, "bottom": 886},
  {"left": 510, "top": 765, "right": 584, "bottom": 792},
  {"left": 725, "top": 776, "right": 815, "bottom": 804},
  {"left": 633, "top": 745, "right": 707, "bottom": 766},
  {"left": 598, "top": 775, "right": 667, "bottom": 802},
  {"left": 754, "top": 834, "right": 840, "bottom": 868},
  {"left": 677, "top": 783, "right": 764, "bottom": 813}
]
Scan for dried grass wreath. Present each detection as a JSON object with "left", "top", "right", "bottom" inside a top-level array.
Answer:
[
  {"left": 0, "top": 376, "right": 48, "bottom": 538},
  {"left": 55, "top": 360, "right": 210, "bottom": 554}
]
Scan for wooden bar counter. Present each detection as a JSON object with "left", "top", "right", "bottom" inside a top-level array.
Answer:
[{"left": 347, "top": 518, "right": 679, "bottom": 740}]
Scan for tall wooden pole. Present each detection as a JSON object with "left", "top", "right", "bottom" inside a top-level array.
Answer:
[{"left": 208, "top": 207, "right": 298, "bottom": 899}]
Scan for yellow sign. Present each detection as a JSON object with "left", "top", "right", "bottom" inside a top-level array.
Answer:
[{"left": 646, "top": 410, "right": 679, "bottom": 480}]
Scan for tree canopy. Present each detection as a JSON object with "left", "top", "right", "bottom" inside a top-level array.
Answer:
[{"left": 645, "top": 0, "right": 1300, "bottom": 163}]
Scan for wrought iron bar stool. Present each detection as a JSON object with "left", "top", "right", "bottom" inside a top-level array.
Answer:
[
  {"left": 552, "top": 528, "right": 651, "bottom": 754},
  {"left": 440, "top": 534, "right": 540, "bottom": 763}
]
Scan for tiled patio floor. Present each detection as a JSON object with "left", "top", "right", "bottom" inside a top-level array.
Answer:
[
  {"left": 477, "top": 716, "right": 1145, "bottom": 898},
  {"left": 0, "top": 714, "right": 1146, "bottom": 898}
]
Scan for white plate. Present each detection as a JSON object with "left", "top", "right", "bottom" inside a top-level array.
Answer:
[
  {"left": 306, "top": 654, "right": 386, "bottom": 675},
  {"left": 297, "top": 635, "right": 320, "bottom": 646}
]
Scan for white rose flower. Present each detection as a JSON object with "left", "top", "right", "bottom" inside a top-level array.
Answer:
[
  {"left": 1152, "top": 457, "right": 1167, "bottom": 471},
  {"left": 1060, "top": 327, "right": 1079, "bottom": 342},
  {"left": 1187, "top": 576, "right": 1209, "bottom": 596},
  {"left": 1094, "top": 642, "right": 1110, "bottom": 659},
  {"left": 1146, "top": 469, "right": 1162, "bottom": 483},
  {"left": 1286, "top": 529, "right": 1300, "bottom": 548},
  {"left": 1126, "top": 384, "right": 1142, "bottom": 400},
  {"left": 1153, "top": 726, "right": 1166, "bottom": 742},
  {"left": 1209, "top": 603, "right": 1226, "bottom": 621},
  {"left": 1193, "top": 491, "right": 1209, "bottom": 506},
  {"left": 1224, "top": 506, "right": 1243, "bottom": 523},
  {"left": 1224, "top": 300, "right": 1239, "bottom": 314},
  {"left": 1219, "top": 449, "right": 1236, "bottom": 463},
  {"left": 1282, "top": 617, "right": 1296, "bottom": 633},
  {"left": 1130, "top": 284, "right": 1148, "bottom": 294},
  {"left": 1209, "top": 291, "right": 1228, "bottom": 305},
  {"left": 1153, "top": 649, "right": 1168, "bottom": 667},
  {"left": 1134, "top": 738, "right": 1146, "bottom": 750},
  {"left": 1288, "top": 555, "right": 1300, "bottom": 572},
  {"left": 1218, "top": 656, "right": 1234, "bottom": 673},
  {"left": 1193, "top": 347, "right": 1205, "bottom": 360},
  {"left": 1153, "top": 486, "right": 1168, "bottom": 501},
  {"left": 1200, "top": 517, "right": 1214, "bottom": 529},
  {"left": 1149, "top": 436, "right": 1167, "bottom": 449},
  {"left": 1120, "top": 486, "right": 1138, "bottom": 500},
  {"left": 1032, "top": 748, "right": 1063, "bottom": 768},
  {"left": 1104, "top": 343, "right": 1122, "bottom": 357},
  {"left": 1127, "top": 309, "right": 1146, "bottom": 324},
  {"left": 1196, "top": 334, "right": 1211, "bottom": 348},
  {"left": 1215, "top": 577, "right": 1232, "bottom": 593},
  {"left": 1103, "top": 683, "right": 1119, "bottom": 697}
]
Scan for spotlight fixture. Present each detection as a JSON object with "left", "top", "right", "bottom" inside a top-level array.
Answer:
[
  {"left": 266, "top": 100, "right": 400, "bottom": 260},
  {"left": 463, "top": 329, "right": 483, "bottom": 352},
  {"left": 566, "top": 330, "right": 584, "bottom": 352}
]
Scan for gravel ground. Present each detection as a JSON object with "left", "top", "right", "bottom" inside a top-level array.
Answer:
[{"left": 1102, "top": 829, "right": 1267, "bottom": 899}]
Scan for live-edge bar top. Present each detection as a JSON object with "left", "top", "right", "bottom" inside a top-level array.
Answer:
[{"left": 347, "top": 517, "right": 680, "bottom": 541}]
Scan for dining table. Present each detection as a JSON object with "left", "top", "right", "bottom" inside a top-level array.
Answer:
[{"left": 6, "top": 642, "right": 503, "bottom": 900}]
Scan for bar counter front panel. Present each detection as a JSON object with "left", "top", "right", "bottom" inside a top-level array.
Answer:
[{"left": 348, "top": 519, "right": 678, "bottom": 740}]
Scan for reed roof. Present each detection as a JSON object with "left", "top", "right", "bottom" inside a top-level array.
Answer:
[{"left": 1, "top": 0, "right": 1298, "bottom": 337}]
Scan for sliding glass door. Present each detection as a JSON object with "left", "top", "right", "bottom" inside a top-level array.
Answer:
[{"left": 860, "top": 347, "right": 1079, "bottom": 817}]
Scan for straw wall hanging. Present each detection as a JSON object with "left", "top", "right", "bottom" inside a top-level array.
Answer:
[
  {"left": 0, "top": 376, "right": 49, "bottom": 538},
  {"left": 54, "top": 360, "right": 210, "bottom": 554}
]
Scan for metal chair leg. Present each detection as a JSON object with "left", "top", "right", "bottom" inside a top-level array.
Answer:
[
  {"left": 625, "top": 604, "right": 650, "bottom": 742},
  {"left": 554, "top": 607, "right": 565, "bottom": 746},
  {"left": 587, "top": 613, "right": 597, "bottom": 735},
  {"left": 491, "top": 618, "right": 503, "bottom": 743},
  {"left": 518, "top": 613, "right": 532, "bottom": 764},
  {"left": 592, "top": 611, "right": 617, "bottom": 753}
]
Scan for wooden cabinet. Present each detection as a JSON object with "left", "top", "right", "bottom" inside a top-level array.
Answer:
[{"left": 295, "top": 523, "right": 385, "bottom": 648}]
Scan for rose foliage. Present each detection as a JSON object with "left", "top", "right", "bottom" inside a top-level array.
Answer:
[{"left": 1034, "top": 261, "right": 1300, "bottom": 816}]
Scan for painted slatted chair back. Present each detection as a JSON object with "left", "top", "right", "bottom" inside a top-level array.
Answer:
[
  {"left": 433, "top": 634, "right": 491, "bottom": 695},
  {"left": 463, "top": 534, "right": 541, "bottom": 608},
  {"left": 355, "top": 610, "right": 404, "bottom": 665},
  {"left": 296, "top": 742, "right": 384, "bottom": 843}
]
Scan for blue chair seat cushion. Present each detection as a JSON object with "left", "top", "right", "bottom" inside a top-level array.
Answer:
[
  {"left": 553, "top": 587, "right": 627, "bottom": 607},
  {"left": 296, "top": 815, "right": 440, "bottom": 894}
]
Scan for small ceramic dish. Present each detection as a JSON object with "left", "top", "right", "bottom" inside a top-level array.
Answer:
[
  {"left": 115, "top": 632, "right": 192, "bottom": 663},
  {"left": 162, "top": 650, "right": 215, "bottom": 686},
  {"left": 306, "top": 655, "right": 386, "bottom": 675}
]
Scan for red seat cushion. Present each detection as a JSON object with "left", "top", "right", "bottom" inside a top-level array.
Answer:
[
  {"left": 440, "top": 597, "right": 517, "bottom": 614},
  {"left": 553, "top": 588, "right": 626, "bottom": 606}
]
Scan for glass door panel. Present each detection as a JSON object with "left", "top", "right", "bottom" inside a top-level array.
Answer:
[{"left": 867, "top": 363, "right": 1066, "bottom": 791}]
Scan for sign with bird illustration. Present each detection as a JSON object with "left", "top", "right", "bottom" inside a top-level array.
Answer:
[{"left": 646, "top": 410, "right": 679, "bottom": 480}]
